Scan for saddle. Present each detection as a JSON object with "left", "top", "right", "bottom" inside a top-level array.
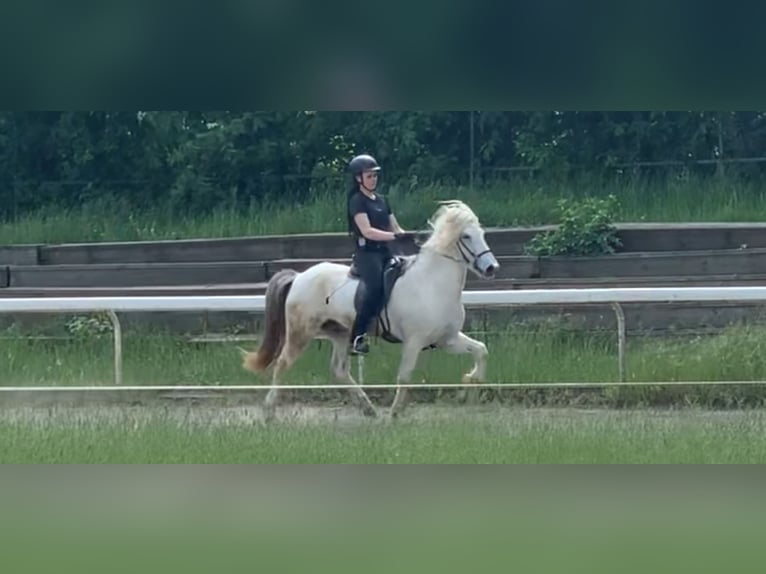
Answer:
[{"left": 349, "top": 255, "right": 411, "bottom": 344}]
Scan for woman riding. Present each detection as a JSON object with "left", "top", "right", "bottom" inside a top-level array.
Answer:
[{"left": 346, "top": 153, "right": 407, "bottom": 355}]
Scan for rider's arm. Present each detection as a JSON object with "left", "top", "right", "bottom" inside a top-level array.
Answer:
[{"left": 353, "top": 213, "right": 396, "bottom": 242}]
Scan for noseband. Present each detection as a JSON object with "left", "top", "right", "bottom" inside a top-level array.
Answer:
[{"left": 456, "top": 238, "right": 493, "bottom": 272}]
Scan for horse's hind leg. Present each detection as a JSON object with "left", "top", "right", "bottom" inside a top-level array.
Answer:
[
  {"left": 263, "top": 322, "right": 312, "bottom": 421},
  {"left": 329, "top": 335, "right": 377, "bottom": 418},
  {"left": 442, "top": 331, "right": 488, "bottom": 404}
]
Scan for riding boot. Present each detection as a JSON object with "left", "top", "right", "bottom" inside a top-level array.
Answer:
[{"left": 350, "top": 248, "right": 386, "bottom": 355}]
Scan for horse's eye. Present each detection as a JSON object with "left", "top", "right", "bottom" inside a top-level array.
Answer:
[{"left": 462, "top": 234, "right": 471, "bottom": 240}]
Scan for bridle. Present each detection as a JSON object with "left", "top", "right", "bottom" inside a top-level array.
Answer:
[
  {"left": 423, "top": 235, "right": 493, "bottom": 274},
  {"left": 456, "top": 237, "right": 493, "bottom": 272}
]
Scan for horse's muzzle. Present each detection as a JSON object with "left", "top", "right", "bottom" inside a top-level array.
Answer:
[{"left": 474, "top": 251, "right": 499, "bottom": 279}]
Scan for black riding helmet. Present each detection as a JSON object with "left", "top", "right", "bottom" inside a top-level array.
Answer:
[{"left": 348, "top": 154, "right": 381, "bottom": 176}]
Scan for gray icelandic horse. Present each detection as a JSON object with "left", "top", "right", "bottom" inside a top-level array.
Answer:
[{"left": 242, "top": 200, "right": 499, "bottom": 420}]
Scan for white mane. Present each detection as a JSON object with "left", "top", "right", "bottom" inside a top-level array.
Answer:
[{"left": 420, "top": 200, "right": 480, "bottom": 254}]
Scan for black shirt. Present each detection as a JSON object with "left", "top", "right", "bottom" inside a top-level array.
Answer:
[{"left": 348, "top": 191, "right": 392, "bottom": 251}]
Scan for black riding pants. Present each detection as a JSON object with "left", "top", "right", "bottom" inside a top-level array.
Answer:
[{"left": 352, "top": 248, "right": 388, "bottom": 339}]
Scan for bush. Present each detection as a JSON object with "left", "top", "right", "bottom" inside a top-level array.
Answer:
[{"left": 524, "top": 194, "right": 622, "bottom": 256}]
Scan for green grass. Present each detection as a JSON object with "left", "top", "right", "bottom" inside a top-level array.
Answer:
[
  {"left": 5, "top": 321, "right": 766, "bottom": 388},
  {"left": 1, "top": 468, "right": 763, "bottom": 574},
  {"left": 3, "top": 174, "right": 766, "bottom": 244},
  {"left": 1, "top": 405, "right": 765, "bottom": 462}
]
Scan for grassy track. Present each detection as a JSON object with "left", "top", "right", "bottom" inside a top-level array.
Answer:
[
  {"left": 3, "top": 174, "right": 766, "bottom": 243},
  {"left": 1, "top": 405, "right": 765, "bottom": 463}
]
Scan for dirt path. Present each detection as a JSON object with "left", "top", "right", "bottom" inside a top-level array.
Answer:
[{"left": 2, "top": 402, "right": 763, "bottom": 429}]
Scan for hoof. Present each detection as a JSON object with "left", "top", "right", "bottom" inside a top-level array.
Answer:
[
  {"left": 460, "top": 373, "right": 481, "bottom": 404},
  {"left": 362, "top": 405, "right": 378, "bottom": 418},
  {"left": 263, "top": 406, "right": 277, "bottom": 423}
]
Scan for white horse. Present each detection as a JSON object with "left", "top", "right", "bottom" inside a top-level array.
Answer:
[{"left": 242, "top": 200, "right": 499, "bottom": 419}]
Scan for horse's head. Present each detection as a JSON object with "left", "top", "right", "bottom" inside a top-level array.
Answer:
[
  {"left": 424, "top": 200, "right": 499, "bottom": 279},
  {"left": 457, "top": 219, "right": 499, "bottom": 279}
]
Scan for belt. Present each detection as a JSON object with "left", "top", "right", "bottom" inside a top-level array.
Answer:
[{"left": 355, "top": 237, "right": 388, "bottom": 252}]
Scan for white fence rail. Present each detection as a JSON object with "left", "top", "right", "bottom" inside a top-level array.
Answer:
[{"left": 4, "top": 287, "right": 766, "bottom": 387}]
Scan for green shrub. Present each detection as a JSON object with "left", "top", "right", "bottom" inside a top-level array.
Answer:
[{"left": 524, "top": 194, "right": 622, "bottom": 256}]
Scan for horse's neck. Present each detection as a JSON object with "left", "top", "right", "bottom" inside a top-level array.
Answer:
[{"left": 412, "top": 247, "right": 467, "bottom": 299}]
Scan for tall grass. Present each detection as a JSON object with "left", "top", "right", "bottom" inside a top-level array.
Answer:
[
  {"left": 5, "top": 321, "right": 766, "bottom": 388},
  {"left": 3, "top": 173, "right": 766, "bottom": 244}
]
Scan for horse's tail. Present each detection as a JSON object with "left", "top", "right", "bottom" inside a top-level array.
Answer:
[{"left": 243, "top": 268, "right": 298, "bottom": 373}]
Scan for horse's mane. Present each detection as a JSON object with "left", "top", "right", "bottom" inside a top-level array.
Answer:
[{"left": 420, "top": 200, "right": 480, "bottom": 253}]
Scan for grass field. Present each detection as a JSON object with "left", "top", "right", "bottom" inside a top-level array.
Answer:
[
  {"left": 1, "top": 404, "right": 765, "bottom": 463},
  {"left": 1, "top": 466, "right": 763, "bottom": 572},
  {"left": 2, "top": 173, "right": 766, "bottom": 244}
]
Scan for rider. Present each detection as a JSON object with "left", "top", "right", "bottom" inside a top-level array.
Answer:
[{"left": 346, "top": 153, "right": 407, "bottom": 355}]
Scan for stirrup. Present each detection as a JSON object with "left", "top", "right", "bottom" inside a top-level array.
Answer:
[{"left": 351, "top": 335, "right": 369, "bottom": 355}]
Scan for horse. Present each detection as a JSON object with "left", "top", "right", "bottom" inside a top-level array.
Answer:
[{"left": 242, "top": 200, "right": 500, "bottom": 420}]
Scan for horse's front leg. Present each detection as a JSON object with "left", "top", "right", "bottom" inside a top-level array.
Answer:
[
  {"left": 443, "top": 331, "right": 488, "bottom": 404},
  {"left": 390, "top": 340, "right": 425, "bottom": 418}
]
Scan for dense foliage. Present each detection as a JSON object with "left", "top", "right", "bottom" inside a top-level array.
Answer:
[
  {"left": 1, "top": 111, "right": 765, "bottom": 219},
  {"left": 524, "top": 195, "right": 623, "bottom": 256}
]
